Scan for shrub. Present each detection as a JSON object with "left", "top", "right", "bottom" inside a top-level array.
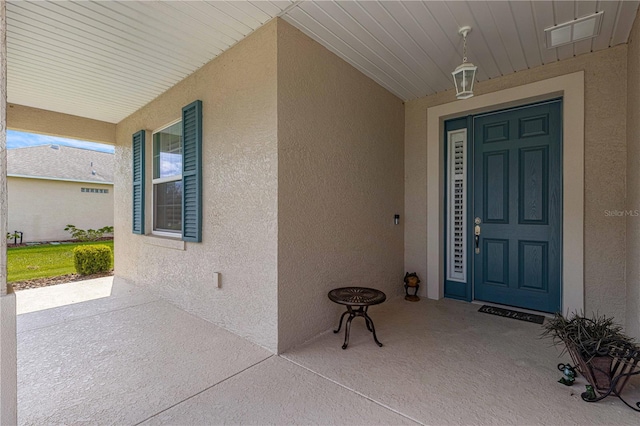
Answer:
[
  {"left": 6, "top": 232, "right": 21, "bottom": 244},
  {"left": 73, "top": 245, "right": 112, "bottom": 275},
  {"left": 64, "top": 225, "right": 114, "bottom": 242}
]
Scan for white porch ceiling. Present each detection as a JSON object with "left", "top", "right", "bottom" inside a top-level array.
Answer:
[{"left": 7, "top": 1, "right": 640, "bottom": 124}]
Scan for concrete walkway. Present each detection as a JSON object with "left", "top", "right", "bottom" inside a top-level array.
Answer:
[
  {"left": 16, "top": 277, "right": 113, "bottom": 315},
  {"left": 16, "top": 279, "right": 640, "bottom": 425}
]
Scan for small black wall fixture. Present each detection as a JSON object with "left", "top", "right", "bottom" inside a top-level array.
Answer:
[{"left": 394, "top": 214, "right": 400, "bottom": 225}]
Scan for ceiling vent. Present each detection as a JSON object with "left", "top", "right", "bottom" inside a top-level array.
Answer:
[{"left": 545, "top": 11, "right": 604, "bottom": 49}]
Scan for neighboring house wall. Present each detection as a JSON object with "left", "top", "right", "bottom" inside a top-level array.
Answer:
[
  {"left": 626, "top": 8, "right": 640, "bottom": 340},
  {"left": 405, "top": 46, "right": 628, "bottom": 322},
  {"left": 114, "top": 21, "right": 279, "bottom": 351},
  {"left": 7, "top": 145, "right": 114, "bottom": 243},
  {"left": 7, "top": 177, "right": 113, "bottom": 242},
  {"left": 276, "top": 21, "right": 404, "bottom": 352}
]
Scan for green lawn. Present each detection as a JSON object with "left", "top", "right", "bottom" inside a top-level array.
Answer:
[{"left": 7, "top": 241, "right": 114, "bottom": 283}]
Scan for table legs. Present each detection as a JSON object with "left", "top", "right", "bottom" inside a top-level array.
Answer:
[
  {"left": 333, "top": 305, "right": 383, "bottom": 350},
  {"left": 333, "top": 311, "right": 349, "bottom": 333}
]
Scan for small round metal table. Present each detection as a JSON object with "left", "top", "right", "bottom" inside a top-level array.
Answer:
[{"left": 328, "top": 287, "right": 386, "bottom": 349}]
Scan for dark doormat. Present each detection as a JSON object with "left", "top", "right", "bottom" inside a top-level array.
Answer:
[{"left": 478, "top": 305, "right": 545, "bottom": 324}]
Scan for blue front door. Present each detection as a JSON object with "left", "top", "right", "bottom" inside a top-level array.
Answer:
[{"left": 472, "top": 101, "right": 562, "bottom": 313}]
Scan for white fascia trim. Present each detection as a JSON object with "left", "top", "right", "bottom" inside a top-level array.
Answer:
[{"left": 7, "top": 174, "right": 113, "bottom": 185}]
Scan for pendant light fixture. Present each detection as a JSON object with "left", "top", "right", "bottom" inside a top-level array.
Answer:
[{"left": 452, "top": 26, "right": 477, "bottom": 100}]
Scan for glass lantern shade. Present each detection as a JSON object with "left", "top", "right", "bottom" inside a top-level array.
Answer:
[{"left": 452, "top": 62, "right": 477, "bottom": 99}]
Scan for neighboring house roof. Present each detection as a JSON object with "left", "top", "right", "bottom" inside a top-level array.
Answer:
[{"left": 7, "top": 145, "right": 114, "bottom": 184}]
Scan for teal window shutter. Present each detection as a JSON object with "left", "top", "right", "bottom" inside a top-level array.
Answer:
[
  {"left": 132, "top": 130, "right": 146, "bottom": 234},
  {"left": 181, "top": 100, "right": 202, "bottom": 242}
]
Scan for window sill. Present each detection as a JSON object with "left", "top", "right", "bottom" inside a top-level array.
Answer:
[{"left": 143, "top": 235, "right": 185, "bottom": 251}]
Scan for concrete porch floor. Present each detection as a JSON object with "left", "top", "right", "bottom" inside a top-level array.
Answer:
[{"left": 17, "top": 279, "right": 640, "bottom": 425}]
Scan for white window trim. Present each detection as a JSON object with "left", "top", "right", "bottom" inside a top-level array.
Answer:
[
  {"left": 152, "top": 229, "right": 182, "bottom": 239},
  {"left": 152, "top": 118, "right": 181, "bottom": 134},
  {"left": 151, "top": 119, "right": 182, "bottom": 238},
  {"left": 153, "top": 176, "right": 181, "bottom": 185}
]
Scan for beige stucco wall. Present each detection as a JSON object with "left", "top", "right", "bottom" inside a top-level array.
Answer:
[
  {"left": 626, "top": 10, "right": 640, "bottom": 340},
  {"left": 7, "top": 177, "right": 113, "bottom": 242},
  {"left": 114, "top": 21, "right": 279, "bottom": 351},
  {"left": 113, "top": 18, "right": 404, "bottom": 353},
  {"left": 276, "top": 21, "right": 405, "bottom": 352},
  {"left": 406, "top": 46, "right": 628, "bottom": 320},
  {"left": 8, "top": 104, "right": 115, "bottom": 145}
]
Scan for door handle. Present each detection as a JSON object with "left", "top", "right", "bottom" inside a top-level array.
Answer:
[{"left": 474, "top": 218, "right": 481, "bottom": 254}]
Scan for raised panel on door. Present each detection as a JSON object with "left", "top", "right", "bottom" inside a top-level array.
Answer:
[
  {"left": 483, "top": 238, "right": 509, "bottom": 287},
  {"left": 519, "top": 241, "right": 549, "bottom": 292},
  {"left": 484, "top": 151, "right": 509, "bottom": 224},
  {"left": 519, "top": 146, "right": 549, "bottom": 225}
]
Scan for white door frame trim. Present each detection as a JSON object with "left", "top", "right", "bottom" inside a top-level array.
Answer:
[{"left": 426, "top": 71, "right": 585, "bottom": 315}]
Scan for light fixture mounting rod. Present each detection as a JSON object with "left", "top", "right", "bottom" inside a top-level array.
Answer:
[
  {"left": 458, "top": 26, "right": 472, "bottom": 63},
  {"left": 458, "top": 26, "right": 472, "bottom": 38}
]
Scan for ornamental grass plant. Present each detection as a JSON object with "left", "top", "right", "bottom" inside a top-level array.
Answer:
[{"left": 542, "top": 312, "right": 634, "bottom": 361}]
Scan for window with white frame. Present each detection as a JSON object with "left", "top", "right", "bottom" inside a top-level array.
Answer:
[
  {"left": 152, "top": 121, "right": 182, "bottom": 235},
  {"left": 132, "top": 100, "right": 202, "bottom": 240}
]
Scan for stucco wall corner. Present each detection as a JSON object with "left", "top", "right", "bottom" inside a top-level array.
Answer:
[
  {"left": 276, "top": 19, "right": 405, "bottom": 353},
  {"left": 626, "top": 9, "right": 640, "bottom": 340}
]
